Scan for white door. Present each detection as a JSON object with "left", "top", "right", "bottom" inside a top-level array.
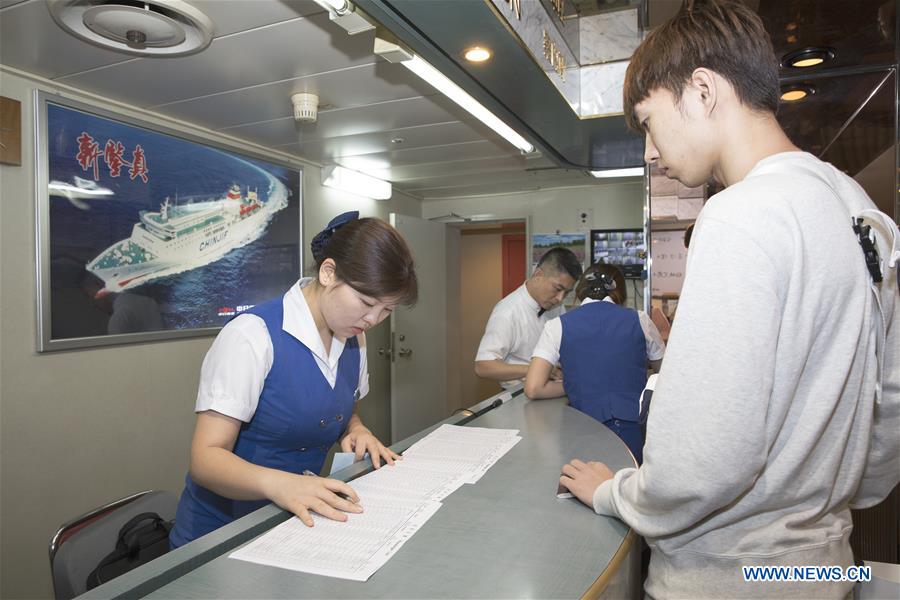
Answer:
[{"left": 388, "top": 214, "right": 447, "bottom": 442}]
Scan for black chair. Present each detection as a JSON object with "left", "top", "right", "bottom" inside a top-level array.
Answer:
[{"left": 49, "top": 490, "right": 177, "bottom": 600}]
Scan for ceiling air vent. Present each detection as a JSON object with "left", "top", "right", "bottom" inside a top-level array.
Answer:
[{"left": 48, "top": 0, "right": 214, "bottom": 56}]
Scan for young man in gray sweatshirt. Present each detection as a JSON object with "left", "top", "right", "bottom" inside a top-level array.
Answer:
[{"left": 559, "top": 1, "right": 900, "bottom": 598}]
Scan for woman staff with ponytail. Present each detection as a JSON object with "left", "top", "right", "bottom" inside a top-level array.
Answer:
[{"left": 524, "top": 264, "right": 663, "bottom": 464}]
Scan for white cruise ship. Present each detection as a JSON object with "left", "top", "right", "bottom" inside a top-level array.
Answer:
[{"left": 86, "top": 183, "right": 286, "bottom": 292}]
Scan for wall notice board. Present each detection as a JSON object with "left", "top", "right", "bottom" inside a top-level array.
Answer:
[{"left": 650, "top": 229, "right": 688, "bottom": 296}]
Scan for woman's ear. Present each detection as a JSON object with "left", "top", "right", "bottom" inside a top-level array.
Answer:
[{"left": 318, "top": 258, "right": 337, "bottom": 286}]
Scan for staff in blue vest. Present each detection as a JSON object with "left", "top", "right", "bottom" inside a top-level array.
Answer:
[
  {"left": 524, "top": 264, "right": 664, "bottom": 464},
  {"left": 169, "top": 212, "right": 418, "bottom": 548}
]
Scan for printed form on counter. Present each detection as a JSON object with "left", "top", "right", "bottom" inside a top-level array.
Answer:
[{"left": 230, "top": 424, "right": 521, "bottom": 581}]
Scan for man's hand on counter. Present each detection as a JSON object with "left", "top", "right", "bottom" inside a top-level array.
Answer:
[{"left": 559, "top": 459, "right": 614, "bottom": 508}]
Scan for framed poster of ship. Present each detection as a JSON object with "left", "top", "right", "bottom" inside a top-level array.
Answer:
[{"left": 35, "top": 92, "right": 302, "bottom": 351}]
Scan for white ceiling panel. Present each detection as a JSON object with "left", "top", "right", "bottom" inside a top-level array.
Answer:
[
  {"left": 190, "top": 0, "right": 323, "bottom": 35},
  {"left": 0, "top": 0, "right": 619, "bottom": 199},
  {"left": 409, "top": 170, "right": 614, "bottom": 200},
  {"left": 57, "top": 12, "right": 381, "bottom": 107},
  {"left": 338, "top": 139, "right": 515, "bottom": 174},
  {"left": 388, "top": 155, "right": 556, "bottom": 182},
  {"left": 413, "top": 177, "right": 592, "bottom": 199},
  {"left": 0, "top": 0, "right": 135, "bottom": 79},
  {"left": 223, "top": 96, "right": 460, "bottom": 148},
  {"left": 0, "top": 0, "right": 327, "bottom": 82},
  {"left": 151, "top": 61, "right": 438, "bottom": 130},
  {"left": 403, "top": 165, "right": 580, "bottom": 194},
  {"left": 295, "top": 120, "right": 499, "bottom": 162}
]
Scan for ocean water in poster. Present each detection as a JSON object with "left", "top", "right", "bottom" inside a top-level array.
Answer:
[{"left": 46, "top": 102, "right": 301, "bottom": 340}]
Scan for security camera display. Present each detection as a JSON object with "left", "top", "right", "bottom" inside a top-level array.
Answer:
[{"left": 590, "top": 229, "right": 647, "bottom": 278}]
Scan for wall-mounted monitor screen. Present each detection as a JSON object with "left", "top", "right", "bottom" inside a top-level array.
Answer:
[{"left": 590, "top": 228, "right": 646, "bottom": 279}]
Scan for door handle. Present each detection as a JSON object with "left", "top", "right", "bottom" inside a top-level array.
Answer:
[
  {"left": 378, "top": 347, "right": 394, "bottom": 360},
  {"left": 398, "top": 347, "right": 413, "bottom": 358}
]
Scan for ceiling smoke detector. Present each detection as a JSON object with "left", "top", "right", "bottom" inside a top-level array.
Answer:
[
  {"left": 291, "top": 93, "right": 319, "bottom": 123},
  {"left": 48, "top": 0, "right": 214, "bottom": 57}
]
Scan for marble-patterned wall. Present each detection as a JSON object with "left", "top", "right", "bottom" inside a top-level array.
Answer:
[
  {"left": 490, "top": 2, "right": 643, "bottom": 118},
  {"left": 491, "top": 0, "right": 581, "bottom": 113},
  {"left": 580, "top": 8, "right": 642, "bottom": 65},
  {"left": 580, "top": 60, "right": 629, "bottom": 116}
]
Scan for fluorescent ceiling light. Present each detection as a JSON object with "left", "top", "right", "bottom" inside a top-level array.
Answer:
[
  {"left": 400, "top": 55, "right": 534, "bottom": 154},
  {"left": 312, "top": 0, "right": 351, "bottom": 15},
  {"left": 322, "top": 165, "right": 392, "bottom": 200},
  {"left": 590, "top": 167, "right": 644, "bottom": 178},
  {"left": 311, "top": 0, "right": 372, "bottom": 34}
]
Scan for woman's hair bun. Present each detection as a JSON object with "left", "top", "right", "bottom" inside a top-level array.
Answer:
[{"left": 311, "top": 211, "right": 359, "bottom": 262}]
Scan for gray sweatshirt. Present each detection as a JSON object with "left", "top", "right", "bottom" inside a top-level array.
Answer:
[{"left": 593, "top": 152, "right": 899, "bottom": 599}]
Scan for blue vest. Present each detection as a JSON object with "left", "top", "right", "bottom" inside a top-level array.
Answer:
[
  {"left": 559, "top": 301, "right": 647, "bottom": 423},
  {"left": 169, "top": 294, "right": 360, "bottom": 548}
]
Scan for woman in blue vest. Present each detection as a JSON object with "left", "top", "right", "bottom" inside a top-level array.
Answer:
[
  {"left": 524, "top": 264, "right": 664, "bottom": 464},
  {"left": 169, "top": 211, "right": 418, "bottom": 548}
]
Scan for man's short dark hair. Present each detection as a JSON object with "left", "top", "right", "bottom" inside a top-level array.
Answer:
[
  {"left": 536, "top": 247, "right": 583, "bottom": 281},
  {"left": 623, "top": 0, "right": 779, "bottom": 132}
]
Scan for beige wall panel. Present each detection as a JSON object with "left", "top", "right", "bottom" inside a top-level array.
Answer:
[{"left": 0, "top": 69, "right": 421, "bottom": 599}]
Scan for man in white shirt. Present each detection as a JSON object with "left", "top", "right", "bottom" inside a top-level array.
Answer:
[
  {"left": 559, "top": 2, "right": 899, "bottom": 598},
  {"left": 475, "top": 247, "right": 582, "bottom": 388}
]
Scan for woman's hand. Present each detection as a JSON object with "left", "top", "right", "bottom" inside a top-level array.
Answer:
[
  {"left": 524, "top": 357, "right": 565, "bottom": 399},
  {"left": 550, "top": 365, "right": 564, "bottom": 381},
  {"left": 341, "top": 423, "right": 400, "bottom": 468},
  {"left": 266, "top": 471, "right": 362, "bottom": 527},
  {"left": 559, "top": 459, "right": 615, "bottom": 508}
]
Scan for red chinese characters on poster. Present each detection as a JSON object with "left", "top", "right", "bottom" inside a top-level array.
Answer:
[
  {"left": 76, "top": 132, "right": 149, "bottom": 183},
  {"left": 130, "top": 144, "right": 149, "bottom": 183},
  {"left": 103, "top": 139, "right": 127, "bottom": 177},
  {"left": 76, "top": 132, "right": 101, "bottom": 181}
]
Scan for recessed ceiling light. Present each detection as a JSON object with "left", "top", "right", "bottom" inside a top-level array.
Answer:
[
  {"left": 464, "top": 46, "right": 492, "bottom": 63},
  {"left": 782, "top": 47, "right": 834, "bottom": 68},
  {"left": 780, "top": 84, "right": 815, "bottom": 102}
]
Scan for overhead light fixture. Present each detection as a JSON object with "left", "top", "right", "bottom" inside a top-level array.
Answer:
[
  {"left": 311, "top": 0, "right": 373, "bottom": 35},
  {"left": 782, "top": 47, "right": 834, "bottom": 68},
  {"left": 48, "top": 0, "right": 214, "bottom": 56},
  {"left": 314, "top": 0, "right": 350, "bottom": 13},
  {"left": 403, "top": 55, "right": 534, "bottom": 153},
  {"left": 590, "top": 167, "right": 644, "bottom": 178},
  {"left": 374, "top": 37, "right": 533, "bottom": 154},
  {"left": 322, "top": 165, "right": 392, "bottom": 200},
  {"left": 464, "top": 46, "right": 492, "bottom": 63},
  {"left": 780, "top": 84, "right": 815, "bottom": 102}
]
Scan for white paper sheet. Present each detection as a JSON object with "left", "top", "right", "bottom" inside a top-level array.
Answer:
[
  {"left": 350, "top": 458, "right": 470, "bottom": 502},
  {"left": 229, "top": 423, "right": 521, "bottom": 580},
  {"left": 229, "top": 498, "right": 442, "bottom": 581},
  {"left": 403, "top": 424, "right": 521, "bottom": 483}
]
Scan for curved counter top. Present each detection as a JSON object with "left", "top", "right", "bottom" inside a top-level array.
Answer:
[{"left": 80, "top": 390, "right": 639, "bottom": 599}]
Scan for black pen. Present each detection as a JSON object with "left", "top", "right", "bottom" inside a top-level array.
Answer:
[{"left": 303, "top": 469, "right": 355, "bottom": 502}]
